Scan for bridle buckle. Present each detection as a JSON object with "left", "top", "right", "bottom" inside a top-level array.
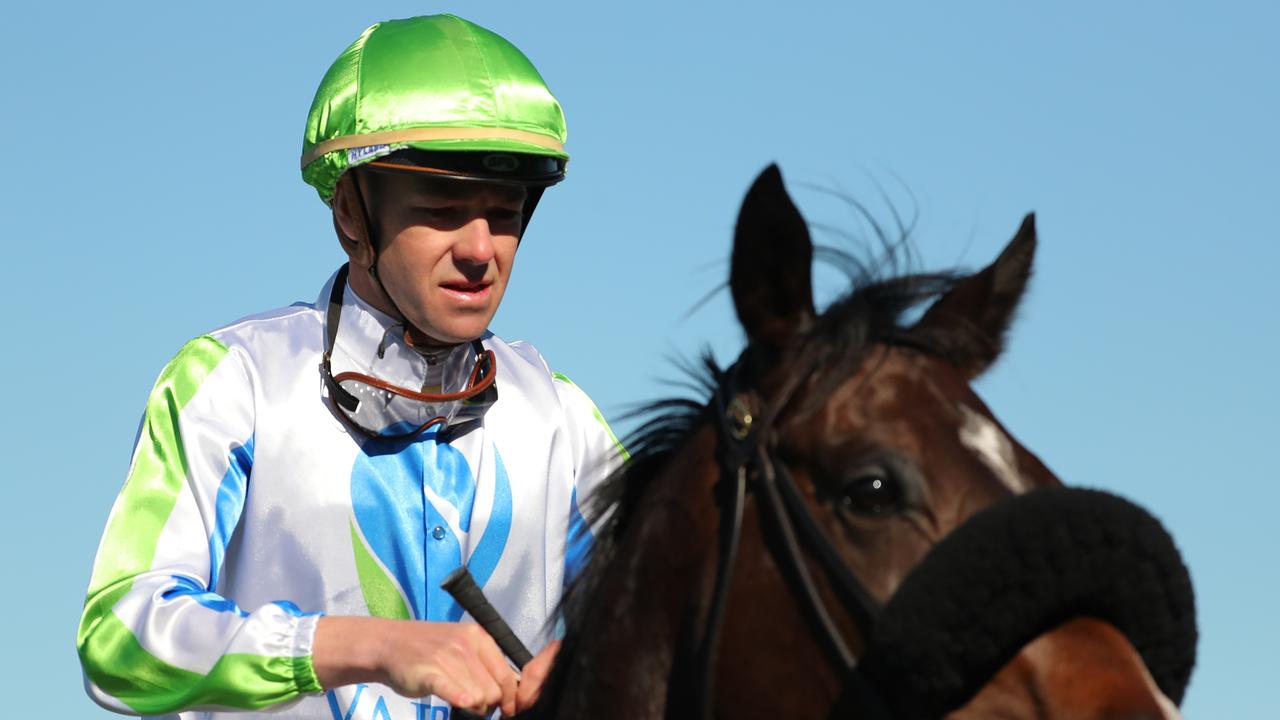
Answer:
[{"left": 726, "top": 397, "right": 754, "bottom": 440}]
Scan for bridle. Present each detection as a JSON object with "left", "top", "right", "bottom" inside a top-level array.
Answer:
[{"left": 695, "top": 352, "right": 897, "bottom": 719}]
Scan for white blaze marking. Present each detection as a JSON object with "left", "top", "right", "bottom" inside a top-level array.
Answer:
[{"left": 958, "top": 405, "right": 1029, "bottom": 494}]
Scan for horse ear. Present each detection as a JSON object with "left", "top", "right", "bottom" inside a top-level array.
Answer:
[
  {"left": 909, "top": 213, "right": 1037, "bottom": 379},
  {"left": 730, "top": 165, "right": 816, "bottom": 350}
]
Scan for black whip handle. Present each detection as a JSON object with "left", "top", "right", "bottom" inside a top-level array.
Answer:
[{"left": 441, "top": 567, "right": 534, "bottom": 669}]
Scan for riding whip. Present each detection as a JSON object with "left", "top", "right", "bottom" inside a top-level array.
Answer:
[{"left": 441, "top": 567, "right": 535, "bottom": 669}]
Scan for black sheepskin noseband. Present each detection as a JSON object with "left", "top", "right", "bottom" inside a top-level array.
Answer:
[{"left": 857, "top": 486, "right": 1196, "bottom": 718}]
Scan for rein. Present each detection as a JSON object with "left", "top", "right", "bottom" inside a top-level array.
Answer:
[{"left": 695, "top": 355, "right": 895, "bottom": 719}]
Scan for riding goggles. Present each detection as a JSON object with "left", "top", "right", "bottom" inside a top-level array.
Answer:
[{"left": 320, "top": 264, "right": 498, "bottom": 440}]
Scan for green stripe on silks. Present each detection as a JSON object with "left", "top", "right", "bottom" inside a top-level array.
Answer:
[
  {"left": 350, "top": 519, "right": 413, "bottom": 620},
  {"left": 78, "top": 337, "right": 234, "bottom": 697},
  {"left": 84, "top": 336, "right": 229, "bottom": 603},
  {"left": 82, "top": 611, "right": 321, "bottom": 714},
  {"left": 552, "top": 371, "right": 630, "bottom": 461}
]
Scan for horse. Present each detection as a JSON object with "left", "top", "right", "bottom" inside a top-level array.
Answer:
[{"left": 526, "top": 165, "right": 1196, "bottom": 719}]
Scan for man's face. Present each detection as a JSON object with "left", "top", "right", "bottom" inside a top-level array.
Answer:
[{"left": 359, "top": 171, "right": 527, "bottom": 345}]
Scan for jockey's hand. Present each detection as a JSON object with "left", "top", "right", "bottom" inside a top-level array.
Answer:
[
  {"left": 314, "top": 617, "right": 518, "bottom": 717},
  {"left": 512, "top": 639, "right": 560, "bottom": 716}
]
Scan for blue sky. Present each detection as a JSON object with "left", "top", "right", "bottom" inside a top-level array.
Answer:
[{"left": 3, "top": 1, "right": 1275, "bottom": 716}]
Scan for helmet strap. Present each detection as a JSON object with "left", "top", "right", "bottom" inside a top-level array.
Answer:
[
  {"left": 520, "top": 186, "right": 546, "bottom": 236},
  {"left": 349, "top": 169, "right": 415, "bottom": 326}
]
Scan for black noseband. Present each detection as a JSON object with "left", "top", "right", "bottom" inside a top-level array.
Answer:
[{"left": 857, "top": 486, "right": 1197, "bottom": 718}]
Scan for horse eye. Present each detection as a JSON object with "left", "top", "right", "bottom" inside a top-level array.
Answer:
[{"left": 838, "top": 471, "right": 904, "bottom": 516}]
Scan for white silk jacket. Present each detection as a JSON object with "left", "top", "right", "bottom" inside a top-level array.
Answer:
[{"left": 78, "top": 271, "right": 624, "bottom": 719}]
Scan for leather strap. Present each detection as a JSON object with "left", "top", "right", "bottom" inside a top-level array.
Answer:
[{"left": 693, "top": 356, "right": 894, "bottom": 718}]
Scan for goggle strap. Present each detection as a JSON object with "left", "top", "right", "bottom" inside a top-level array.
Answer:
[
  {"left": 323, "top": 265, "right": 364, "bottom": 414},
  {"left": 322, "top": 361, "right": 361, "bottom": 413},
  {"left": 326, "top": 264, "right": 350, "bottom": 354}
]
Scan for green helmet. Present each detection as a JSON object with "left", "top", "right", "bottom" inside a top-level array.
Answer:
[{"left": 301, "top": 14, "right": 568, "bottom": 206}]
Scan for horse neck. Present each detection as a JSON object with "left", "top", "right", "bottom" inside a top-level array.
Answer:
[
  {"left": 951, "top": 618, "right": 1183, "bottom": 719},
  {"left": 552, "top": 425, "right": 722, "bottom": 719}
]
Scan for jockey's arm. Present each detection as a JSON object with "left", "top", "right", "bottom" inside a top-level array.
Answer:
[{"left": 78, "top": 338, "right": 327, "bottom": 715}]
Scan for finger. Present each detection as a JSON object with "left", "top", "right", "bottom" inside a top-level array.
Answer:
[
  {"left": 469, "top": 625, "right": 519, "bottom": 717},
  {"left": 516, "top": 640, "right": 560, "bottom": 712},
  {"left": 463, "top": 661, "right": 501, "bottom": 712},
  {"left": 451, "top": 632, "right": 503, "bottom": 714},
  {"left": 423, "top": 673, "right": 475, "bottom": 713}
]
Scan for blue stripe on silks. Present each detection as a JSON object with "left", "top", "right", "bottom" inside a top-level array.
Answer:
[
  {"left": 430, "top": 441, "right": 477, "bottom": 533},
  {"left": 162, "top": 575, "right": 249, "bottom": 617},
  {"left": 420, "top": 442, "right": 514, "bottom": 623},
  {"left": 423, "top": 490, "right": 465, "bottom": 623},
  {"left": 466, "top": 451, "right": 512, "bottom": 592},
  {"left": 209, "top": 435, "right": 253, "bottom": 593},
  {"left": 426, "top": 448, "right": 513, "bottom": 621},
  {"left": 564, "top": 486, "right": 592, "bottom": 588},
  {"left": 161, "top": 574, "right": 320, "bottom": 620},
  {"left": 351, "top": 431, "right": 433, "bottom": 620}
]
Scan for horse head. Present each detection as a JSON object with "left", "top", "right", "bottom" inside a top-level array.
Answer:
[
  {"left": 537, "top": 165, "right": 1194, "bottom": 720},
  {"left": 728, "top": 164, "right": 1055, "bottom": 603}
]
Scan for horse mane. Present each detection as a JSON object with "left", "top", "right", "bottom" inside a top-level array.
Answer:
[{"left": 535, "top": 223, "right": 967, "bottom": 714}]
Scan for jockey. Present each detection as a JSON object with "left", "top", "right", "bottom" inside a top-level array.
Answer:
[{"left": 77, "top": 15, "right": 624, "bottom": 720}]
